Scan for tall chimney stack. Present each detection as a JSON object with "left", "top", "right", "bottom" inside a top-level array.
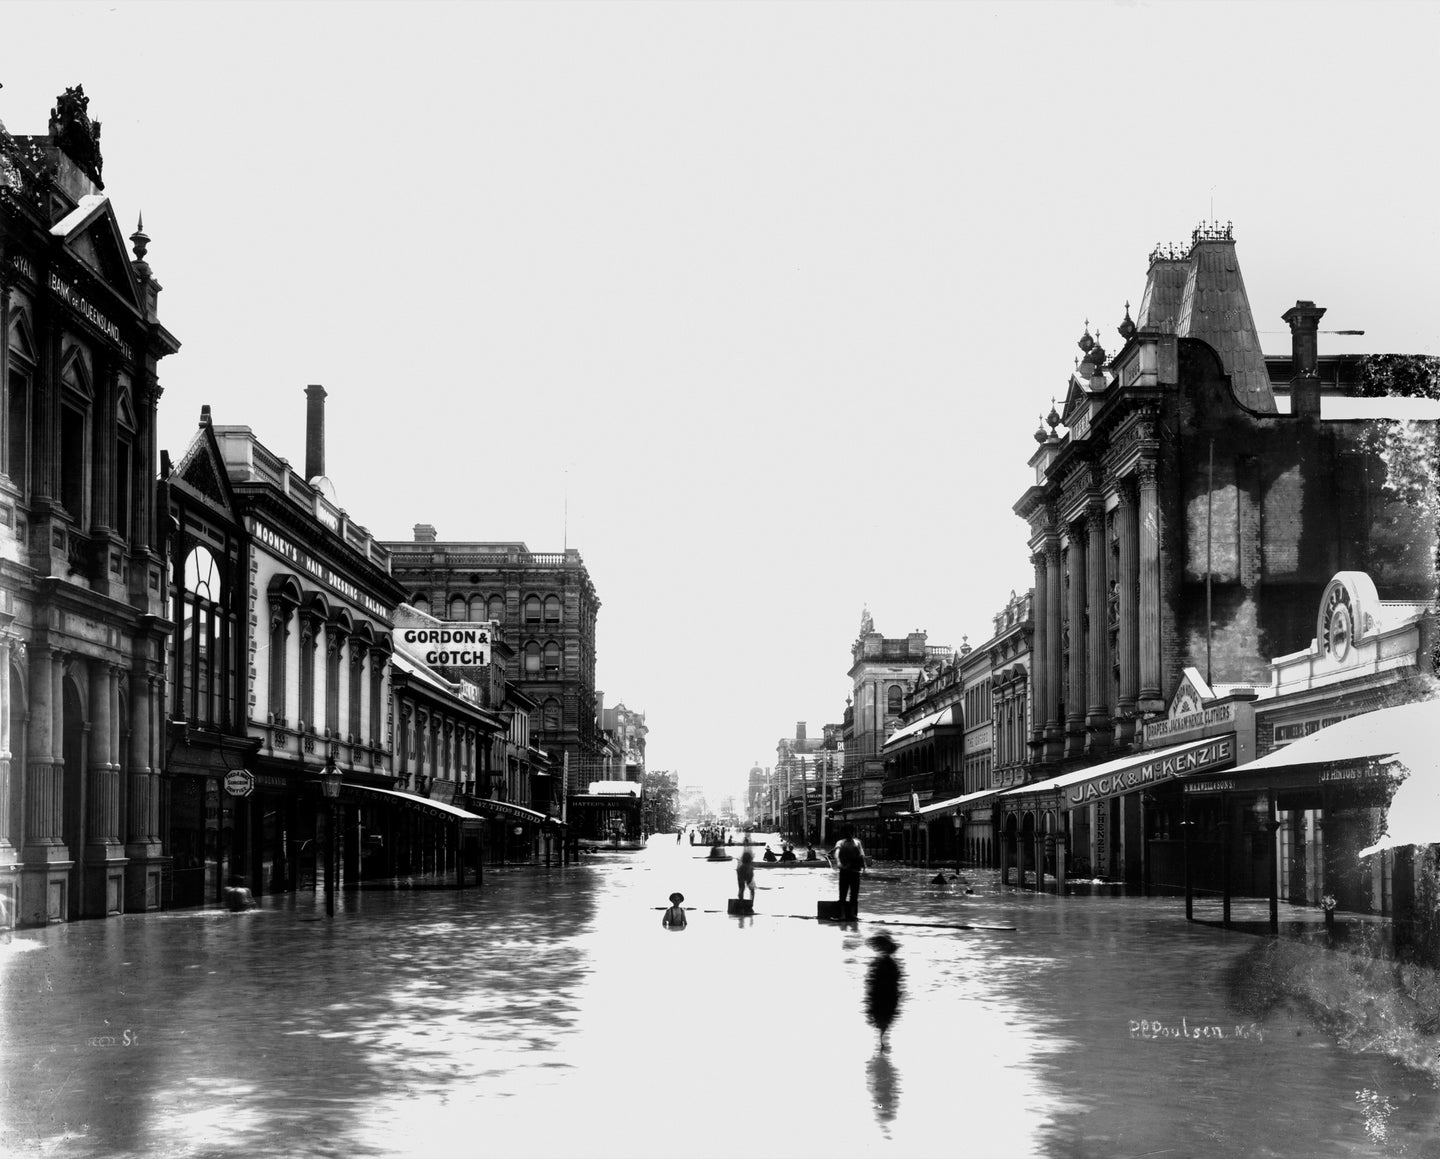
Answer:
[
  {"left": 1282, "top": 301, "right": 1326, "bottom": 421},
  {"left": 305, "top": 384, "right": 327, "bottom": 480}
]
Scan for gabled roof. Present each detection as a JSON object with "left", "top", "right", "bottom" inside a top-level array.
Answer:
[
  {"left": 168, "top": 411, "right": 242, "bottom": 526},
  {"left": 49, "top": 193, "right": 141, "bottom": 312}
]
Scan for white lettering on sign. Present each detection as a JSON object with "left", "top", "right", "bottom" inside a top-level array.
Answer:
[
  {"left": 48, "top": 271, "right": 132, "bottom": 358},
  {"left": 1066, "top": 737, "right": 1235, "bottom": 806},
  {"left": 252, "top": 521, "right": 389, "bottom": 618}
]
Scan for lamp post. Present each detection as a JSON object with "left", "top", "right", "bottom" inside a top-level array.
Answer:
[
  {"left": 318, "top": 752, "right": 343, "bottom": 918},
  {"left": 953, "top": 813, "right": 965, "bottom": 874}
]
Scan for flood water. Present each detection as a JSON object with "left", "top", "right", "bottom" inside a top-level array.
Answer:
[{"left": 3, "top": 835, "right": 1440, "bottom": 1158}]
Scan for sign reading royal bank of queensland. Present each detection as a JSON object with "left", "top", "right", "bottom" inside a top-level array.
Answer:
[
  {"left": 400, "top": 624, "right": 493, "bottom": 669},
  {"left": 1064, "top": 735, "right": 1237, "bottom": 807}
]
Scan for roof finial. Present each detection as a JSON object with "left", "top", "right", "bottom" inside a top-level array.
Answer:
[
  {"left": 130, "top": 213, "right": 150, "bottom": 265},
  {"left": 1077, "top": 320, "right": 1094, "bottom": 355},
  {"left": 1118, "top": 300, "right": 1136, "bottom": 341}
]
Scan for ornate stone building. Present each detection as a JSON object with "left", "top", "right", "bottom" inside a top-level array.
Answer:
[
  {"left": 383, "top": 527, "right": 603, "bottom": 801},
  {"left": 1, "top": 88, "right": 175, "bottom": 925},
  {"left": 1007, "top": 223, "right": 1438, "bottom": 889}
]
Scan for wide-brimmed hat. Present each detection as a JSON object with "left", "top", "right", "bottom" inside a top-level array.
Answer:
[
  {"left": 669, "top": 892, "right": 685, "bottom": 905},
  {"left": 867, "top": 933, "right": 898, "bottom": 953}
]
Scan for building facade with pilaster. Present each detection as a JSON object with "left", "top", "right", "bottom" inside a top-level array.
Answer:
[
  {"left": 1, "top": 88, "right": 175, "bottom": 926},
  {"left": 1006, "top": 223, "right": 1438, "bottom": 891}
]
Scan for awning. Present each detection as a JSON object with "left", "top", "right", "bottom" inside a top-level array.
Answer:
[
  {"left": 345, "top": 784, "right": 485, "bottom": 828},
  {"left": 910, "top": 788, "right": 1001, "bottom": 819},
  {"left": 883, "top": 706, "right": 959, "bottom": 751},
  {"left": 1002, "top": 734, "right": 1239, "bottom": 811},
  {"left": 470, "top": 798, "right": 565, "bottom": 827}
]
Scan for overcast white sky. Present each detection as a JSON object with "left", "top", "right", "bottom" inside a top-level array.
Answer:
[{"left": 5, "top": 1, "right": 1439, "bottom": 804}]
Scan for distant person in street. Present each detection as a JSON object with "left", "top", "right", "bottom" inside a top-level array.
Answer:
[
  {"left": 864, "top": 932, "right": 903, "bottom": 1052},
  {"left": 676, "top": 828, "right": 683, "bottom": 843},
  {"left": 736, "top": 849, "right": 756, "bottom": 902},
  {"left": 662, "top": 891, "right": 688, "bottom": 929},
  {"left": 834, "top": 826, "right": 866, "bottom": 920}
]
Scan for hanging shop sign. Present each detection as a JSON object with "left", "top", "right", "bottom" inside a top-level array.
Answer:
[
  {"left": 1066, "top": 735, "right": 1236, "bottom": 807},
  {"left": 223, "top": 769, "right": 255, "bottom": 798}
]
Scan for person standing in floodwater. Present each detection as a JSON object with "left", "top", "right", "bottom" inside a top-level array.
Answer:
[
  {"left": 833, "top": 825, "right": 866, "bottom": 920},
  {"left": 662, "top": 891, "right": 688, "bottom": 929},
  {"left": 736, "top": 848, "right": 755, "bottom": 902},
  {"left": 864, "top": 932, "right": 903, "bottom": 1051}
]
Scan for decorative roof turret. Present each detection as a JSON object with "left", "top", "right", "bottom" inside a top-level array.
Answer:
[
  {"left": 1118, "top": 300, "right": 1136, "bottom": 341},
  {"left": 1033, "top": 417, "right": 1049, "bottom": 444},
  {"left": 129, "top": 212, "right": 151, "bottom": 277},
  {"left": 1076, "top": 321, "right": 1095, "bottom": 356}
]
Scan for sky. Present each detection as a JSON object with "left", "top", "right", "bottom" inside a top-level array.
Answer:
[{"left": 5, "top": 1, "right": 1439, "bottom": 806}]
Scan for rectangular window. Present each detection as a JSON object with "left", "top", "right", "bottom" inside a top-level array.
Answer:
[
  {"left": 115, "top": 439, "right": 131, "bottom": 540},
  {"left": 7, "top": 369, "right": 29, "bottom": 496},
  {"left": 60, "top": 404, "right": 86, "bottom": 517}
]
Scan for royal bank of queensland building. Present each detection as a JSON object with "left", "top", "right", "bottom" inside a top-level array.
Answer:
[{"left": 1, "top": 90, "right": 176, "bottom": 925}]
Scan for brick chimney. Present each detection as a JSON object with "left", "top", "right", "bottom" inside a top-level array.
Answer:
[
  {"left": 413, "top": 524, "right": 437, "bottom": 543},
  {"left": 1282, "top": 301, "right": 1326, "bottom": 421},
  {"left": 796, "top": 722, "right": 807, "bottom": 745},
  {"left": 304, "top": 384, "right": 327, "bottom": 480}
]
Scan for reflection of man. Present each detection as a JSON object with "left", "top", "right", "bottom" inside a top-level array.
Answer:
[{"left": 833, "top": 826, "right": 866, "bottom": 920}]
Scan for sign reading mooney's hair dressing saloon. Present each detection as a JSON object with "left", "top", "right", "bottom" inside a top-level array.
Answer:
[
  {"left": 400, "top": 624, "right": 493, "bottom": 669},
  {"left": 1065, "top": 735, "right": 1236, "bottom": 807}
]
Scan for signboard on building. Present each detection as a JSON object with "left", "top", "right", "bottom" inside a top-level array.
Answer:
[
  {"left": 1143, "top": 668, "right": 1236, "bottom": 747},
  {"left": 223, "top": 769, "right": 255, "bottom": 798},
  {"left": 1065, "top": 735, "right": 1236, "bottom": 807},
  {"left": 399, "top": 624, "right": 493, "bottom": 669}
]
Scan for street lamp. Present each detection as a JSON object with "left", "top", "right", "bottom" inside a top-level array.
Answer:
[{"left": 318, "top": 752, "right": 343, "bottom": 918}]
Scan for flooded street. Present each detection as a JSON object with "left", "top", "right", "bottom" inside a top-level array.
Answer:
[{"left": 4, "top": 836, "right": 1440, "bottom": 1158}]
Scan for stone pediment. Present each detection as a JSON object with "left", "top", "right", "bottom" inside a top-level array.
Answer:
[
  {"left": 170, "top": 414, "right": 240, "bottom": 522},
  {"left": 48, "top": 194, "right": 141, "bottom": 314}
]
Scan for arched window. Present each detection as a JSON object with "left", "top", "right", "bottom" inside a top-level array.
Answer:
[
  {"left": 411, "top": 593, "right": 431, "bottom": 615},
  {"left": 487, "top": 595, "right": 505, "bottom": 622},
  {"left": 468, "top": 595, "right": 487, "bottom": 620},
  {"left": 448, "top": 594, "right": 467, "bottom": 621},
  {"left": 524, "top": 595, "right": 542, "bottom": 623},
  {"left": 544, "top": 595, "right": 561, "bottom": 622},
  {"left": 543, "top": 641, "right": 561, "bottom": 678},
  {"left": 524, "top": 641, "right": 541, "bottom": 676},
  {"left": 181, "top": 544, "right": 223, "bottom": 725},
  {"left": 886, "top": 684, "right": 903, "bottom": 714},
  {"left": 543, "top": 698, "right": 562, "bottom": 732}
]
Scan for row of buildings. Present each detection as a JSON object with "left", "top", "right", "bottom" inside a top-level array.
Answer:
[
  {"left": 759, "top": 222, "right": 1439, "bottom": 949},
  {"left": 0, "top": 88, "right": 651, "bottom": 928}
]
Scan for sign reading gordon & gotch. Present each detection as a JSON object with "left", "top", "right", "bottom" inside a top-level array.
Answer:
[{"left": 401, "top": 624, "right": 494, "bottom": 668}]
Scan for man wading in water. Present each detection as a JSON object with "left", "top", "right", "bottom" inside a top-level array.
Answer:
[{"left": 833, "top": 825, "right": 866, "bottom": 921}]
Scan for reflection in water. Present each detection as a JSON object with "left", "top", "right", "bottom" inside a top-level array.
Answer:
[
  {"left": 4, "top": 842, "right": 1440, "bottom": 1157},
  {"left": 866, "top": 1050, "right": 900, "bottom": 1134}
]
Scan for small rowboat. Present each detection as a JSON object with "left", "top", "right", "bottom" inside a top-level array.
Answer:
[{"left": 755, "top": 858, "right": 831, "bottom": 869}]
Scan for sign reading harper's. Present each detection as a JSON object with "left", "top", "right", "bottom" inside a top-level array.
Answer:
[
  {"left": 401, "top": 624, "right": 493, "bottom": 668},
  {"left": 1065, "top": 735, "right": 1236, "bottom": 806}
]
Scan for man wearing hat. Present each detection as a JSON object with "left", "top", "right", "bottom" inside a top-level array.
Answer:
[{"left": 662, "top": 891, "right": 688, "bottom": 929}]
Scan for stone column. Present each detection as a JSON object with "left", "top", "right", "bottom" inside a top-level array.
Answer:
[
  {"left": 1029, "top": 550, "right": 1049, "bottom": 758},
  {"left": 124, "top": 673, "right": 164, "bottom": 912},
  {"left": 0, "top": 635, "right": 14, "bottom": 863},
  {"left": 1085, "top": 507, "right": 1112, "bottom": 753},
  {"left": 85, "top": 660, "right": 126, "bottom": 915},
  {"left": 1137, "top": 460, "right": 1162, "bottom": 707},
  {"left": 1114, "top": 479, "right": 1140, "bottom": 746},
  {"left": 20, "top": 645, "right": 68, "bottom": 925},
  {"left": 1044, "top": 542, "right": 1063, "bottom": 761},
  {"left": 1064, "top": 526, "right": 1087, "bottom": 759}
]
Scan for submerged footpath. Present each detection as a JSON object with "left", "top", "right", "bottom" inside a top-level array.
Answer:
[{"left": 1227, "top": 931, "right": 1440, "bottom": 1084}]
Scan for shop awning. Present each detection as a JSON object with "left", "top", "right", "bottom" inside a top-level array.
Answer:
[
  {"left": 909, "top": 788, "right": 1001, "bottom": 819},
  {"left": 1002, "top": 734, "right": 1239, "bottom": 811},
  {"left": 470, "top": 799, "right": 565, "bottom": 827},
  {"left": 883, "top": 706, "right": 959, "bottom": 751},
  {"left": 1223, "top": 699, "right": 1438, "bottom": 776},
  {"left": 346, "top": 784, "right": 485, "bottom": 828}
]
